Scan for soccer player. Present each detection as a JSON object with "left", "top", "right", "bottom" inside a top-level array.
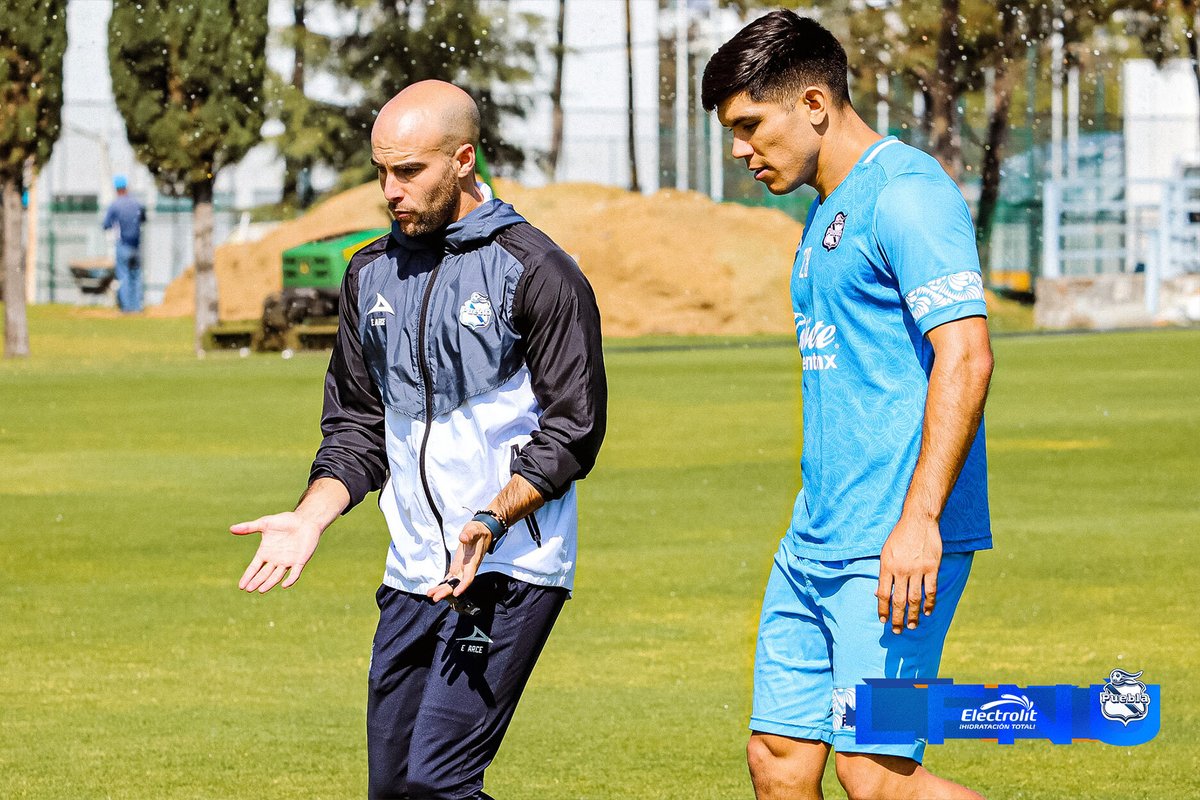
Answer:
[
  {"left": 231, "top": 81, "right": 606, "bottom": 799},
  {"left": 702, "top": 12, "right": 993, "bottom": 800}
]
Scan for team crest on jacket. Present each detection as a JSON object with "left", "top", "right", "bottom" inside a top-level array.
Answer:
[
  {"left": 823, "top": 212, "right": 847, "bottom": 251},
  {"left": 459, "top": 292, "right": 494, "bottom": 330}
]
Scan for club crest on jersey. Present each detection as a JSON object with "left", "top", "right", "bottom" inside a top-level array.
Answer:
[
  {"left": 1099, "top": 669, "right": 1151, "bottom": 726},
  {"left": 823, "top": 211, "right": 847, "bottom": 251},
  {"left": 459, "top": 292, "right": 493, "bottom": 330}
]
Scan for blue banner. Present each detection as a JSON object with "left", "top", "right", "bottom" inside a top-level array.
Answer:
[{"left": 855, "top": 669, "right": 1159, "bottom": 747}]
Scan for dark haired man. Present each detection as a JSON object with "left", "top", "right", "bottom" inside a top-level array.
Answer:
[
  {"left": 231, "top": 80, "right": 606, "bottom": 799},
  {"left": 703, "top": 11, "right": 992, "bottom": 800}
]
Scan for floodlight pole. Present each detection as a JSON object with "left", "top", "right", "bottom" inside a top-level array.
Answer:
[{"left": 674, "top": 0, "right": 689, "bottom": 191}]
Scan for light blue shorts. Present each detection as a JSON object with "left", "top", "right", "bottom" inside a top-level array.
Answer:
[{"left": 750, "top": 540, "right": 974, "bottom": 763}]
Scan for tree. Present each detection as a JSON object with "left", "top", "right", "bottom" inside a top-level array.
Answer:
[
  {"left": 0, "top": 1, "right": 67, "bottom": 359},
  {"left": 326, "top": 0, "right": 536, "bottom": 180},
  {"left": 270, "top": 1, "right": 349, "bottom": 209},
  {"left": 547, "top": 0, "right": 568, "bottom": 179},
  {"left": 109, "top": 0, "right": 268, "bottom": 354}
]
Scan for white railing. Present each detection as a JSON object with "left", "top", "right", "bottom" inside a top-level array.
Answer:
[{"left": 1043, "top": 176, "right": 1200, "bottom": 314}]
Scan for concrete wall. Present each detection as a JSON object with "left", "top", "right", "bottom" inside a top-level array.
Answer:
[{"left": 1035, "top": 273, "right": 1200, "bottom": 329}]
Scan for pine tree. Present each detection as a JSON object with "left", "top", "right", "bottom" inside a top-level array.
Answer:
[
  {"left": 270, "top": 0, "right": 348, "bottom": 209},
  {"left": 0, "top": 0, "right": 67, "bottom": 358},
  {"left": 328, "top": 0, "right": 536, "bottom": 179},
  {"left": 108, "top": 0, "right": 268, "bottom": 353}
]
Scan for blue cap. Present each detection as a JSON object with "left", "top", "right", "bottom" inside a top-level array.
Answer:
[{"left": 113, "top": 175, "right": 128, "bottom": 190}]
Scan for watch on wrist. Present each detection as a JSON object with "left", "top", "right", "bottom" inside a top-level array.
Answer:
[{"left": 472, "top": 509, "right": 508, "bottom": 553}]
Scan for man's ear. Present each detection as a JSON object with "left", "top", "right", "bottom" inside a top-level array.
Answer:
[
  {"left": 800, "top": 86, "right": 829, "bottom": 127},
  {"left": 454, "top": 143, "right": 477, "bottom": 179}
]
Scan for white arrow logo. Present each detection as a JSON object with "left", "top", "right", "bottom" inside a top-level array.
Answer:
[{"left": 369, "top": 293, "right": 394, "bottom": 315}]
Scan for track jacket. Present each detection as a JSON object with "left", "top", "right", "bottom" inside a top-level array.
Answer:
[{"left": 309, "top": 200, "right": 607, "bottom": 595}]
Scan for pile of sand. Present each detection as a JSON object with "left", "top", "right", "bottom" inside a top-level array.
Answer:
[
  {"left": 150, "top": 182, "right": 392, "bottom": 322},
  {"left": 151, "top": 179, "right": 803, "bottom": 337}
]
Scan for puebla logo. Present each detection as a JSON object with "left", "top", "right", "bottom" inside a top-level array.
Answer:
[
  {"left": 822, "top": 211, "right": 846, "bottom": 251},
  {"left": 459, "top": 292, "right": 494, "bottom": 330},
  {"left": 1099, "top": 669, "right": 1151, "bottom": 726}
]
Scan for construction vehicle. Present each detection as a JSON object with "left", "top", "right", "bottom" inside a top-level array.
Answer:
[{"left": 204, "top": 227, "right": 388, "bottom": 352}]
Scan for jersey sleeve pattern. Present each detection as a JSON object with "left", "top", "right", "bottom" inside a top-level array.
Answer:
[
  {"left": 904, "top": 270, "right": 985, "bottom": 327},
  {"left": 873, "top": 171, "right": 987, "bottom": 335}
]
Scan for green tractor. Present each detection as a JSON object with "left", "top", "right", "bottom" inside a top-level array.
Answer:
[
  {"left": 204, "top": 227, "right": 388, "bottom": 352},
  {"left": 259, "top": 228, "right": 389, "bottom": 351}
]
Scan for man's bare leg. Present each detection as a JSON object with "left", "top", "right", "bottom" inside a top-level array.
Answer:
[
  {"left": 834, "top": 752, "right": 985, "bottom": 800},
  {"left": 747, "top": 733, "right": 831, "bottom": 800}
]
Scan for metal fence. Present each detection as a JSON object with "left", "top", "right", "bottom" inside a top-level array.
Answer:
[
  {"left": 1042, "top": 175, "right": 1200, "bottom": 313},
  {"left": 34, "top": 205, "right": 237, "bottom": 308}
]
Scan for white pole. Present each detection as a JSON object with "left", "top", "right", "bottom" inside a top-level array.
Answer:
[
  {"left": 1042, "top": 179, "right": 1062, "bottom": 279},
  {"left": 694, "top": 47, "right": 706, "bottom": 195},
  {"left": 876, "top": 73, "right": 889, "bottom": 135},
  {"left": 1050, "top": 31, "right": 1064, "bottom": 183},
  {"left": 707, "top": 11, "right": 724, "bottom": 202},
  {"left": 1148, "top": 182, "right": 1168, "bottom": 317},
  {"left": 1067, "top": 66, "right": 1080, "bottom": 179},
  {"left": 674, "top": 0, "right": 689, "bottom": 191},
  {"left": 984, "top": 67, "right": 995, "bottom": 117}
]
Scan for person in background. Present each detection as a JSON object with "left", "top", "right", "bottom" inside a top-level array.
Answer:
[{"left": 102, "top": 175, "right": 146, "bottom": 313}]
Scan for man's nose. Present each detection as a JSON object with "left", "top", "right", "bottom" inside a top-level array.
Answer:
[
  {"left": 731, "top": 137, "right": 753, "bottom": 160},
  {"left": 382, "top": 172, "right": 405, "bottom": 202}
]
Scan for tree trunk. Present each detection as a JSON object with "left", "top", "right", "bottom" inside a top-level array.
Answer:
[
  {"left": 282, "top": 0, "right": 307, "bottom": 208},
  {"left": 1185, "top": 1, "right": 1200, "bottom": 155},
  {"left": 2, "top": 178, "right": 29, "bottom": 358},
  {"left": 976, "top": 5, "right": 1020, "bottom": 285},
  {"left": 547, "top": 0, "right": 567, "bottom": 179},
  {"left": 192, "top": 180, "right": 217, "bottom": 356},
  {"left": 929, "top": 0, "right": 963, "bottom": 181},
  {"left": 624, "top": 0, "right": 640, "bottom": 192}
]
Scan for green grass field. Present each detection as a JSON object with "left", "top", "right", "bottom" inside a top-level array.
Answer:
[{"left": 1, "top": 306, "right": 1196, "bottom": 799}]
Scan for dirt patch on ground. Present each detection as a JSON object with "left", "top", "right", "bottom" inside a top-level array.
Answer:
[{"left": 150, "top": 179, "right": 803, "bottom": 337}]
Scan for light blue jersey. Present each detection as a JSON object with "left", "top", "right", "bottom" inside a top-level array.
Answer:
[{"left": 787, "top": 136, "right": 991, "bottom": 561}]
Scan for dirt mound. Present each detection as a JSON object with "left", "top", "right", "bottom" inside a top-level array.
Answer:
[
  {"left": 151, "top": 179, "right": 803, "bottom": 336},
  {"left": 495, "top": 180, "right": 801, "bottom": 336},
  {"left": 149, "top": 182, "right": 392, "bottom": 321}
]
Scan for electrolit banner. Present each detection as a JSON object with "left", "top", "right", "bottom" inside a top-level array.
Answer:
[{"left": 854, "top": 669, "right": 1159, "bottom": 747}]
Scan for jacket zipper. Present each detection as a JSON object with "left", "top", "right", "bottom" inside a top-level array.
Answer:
[{"left": 416, "top": 261, "right": 451, "bottom": 574}]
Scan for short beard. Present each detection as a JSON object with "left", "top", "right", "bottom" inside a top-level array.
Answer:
[{"left": 397, "top": 173, "right": 460, "bottom": 238}]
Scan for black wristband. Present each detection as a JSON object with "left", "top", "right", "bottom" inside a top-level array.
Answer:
[{"left": 472, "top": 510, "right": 507, "bottom": 553}]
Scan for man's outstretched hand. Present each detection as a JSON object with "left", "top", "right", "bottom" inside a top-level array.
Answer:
[
  {"left": 232, "top": 512, "right": 323, "bottom": 593},
  {"left": 232, "top": 478, "right": 349, "bottom": 594}
]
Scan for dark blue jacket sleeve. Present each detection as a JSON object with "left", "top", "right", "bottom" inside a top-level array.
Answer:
[
  {"left": 308, "top": 260, "right": 388, "bottom": 511},
  {"left": 507, "top": 232, "right": 607, "bottom": 500}
]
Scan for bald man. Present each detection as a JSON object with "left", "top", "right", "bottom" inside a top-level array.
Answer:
[{"left": 231, "top": 81, "right": 607, "bottom": 799}]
